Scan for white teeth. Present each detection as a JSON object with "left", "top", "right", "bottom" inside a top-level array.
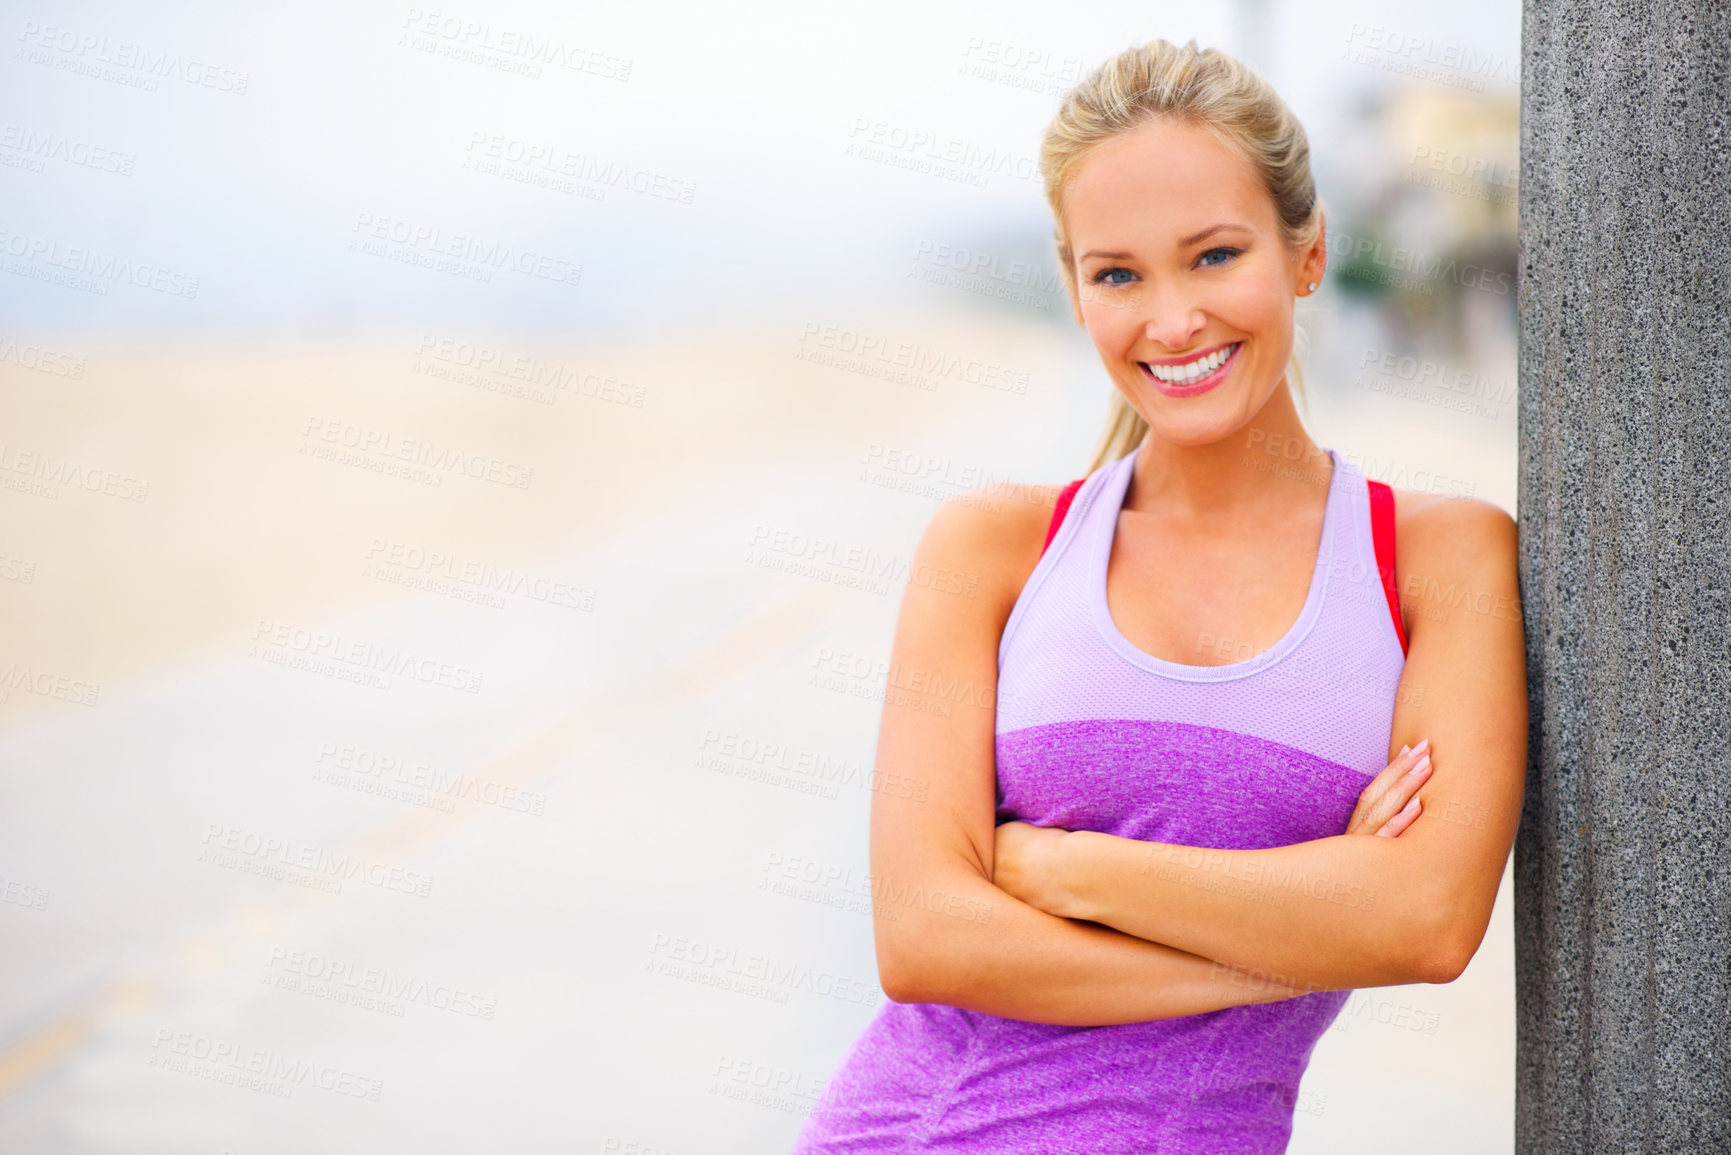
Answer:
[{"left": 1145, "top": 343, "right": 1237, "bottom": 384}]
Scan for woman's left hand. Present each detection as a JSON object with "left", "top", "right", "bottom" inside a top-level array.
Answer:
[{"left": 992, "top": 820, "right": 1081, "bottom": 918}]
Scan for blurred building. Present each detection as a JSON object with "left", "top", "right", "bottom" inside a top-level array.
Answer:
[{"left": 1325, "top": 83, "right": 1519, "bottom": 360}]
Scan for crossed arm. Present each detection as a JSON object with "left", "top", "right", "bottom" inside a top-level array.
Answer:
[{"left": 869, "top": 486, "right": 1526, "bottom": 1027}]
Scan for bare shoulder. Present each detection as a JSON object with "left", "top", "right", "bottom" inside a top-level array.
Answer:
[
  {"left": 1387, "top": 489, "right": 1521, "bottom": 639},
  {"left": 1390, "top": 489, "right": 1517, "bottom": 572},
  {"left": 915, "top": 481, "right": 1068, "bottom": 621}
]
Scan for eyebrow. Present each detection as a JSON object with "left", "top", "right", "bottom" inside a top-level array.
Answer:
[{"left": 1078, "top": 223, "right": 1253, "bottom": 262}]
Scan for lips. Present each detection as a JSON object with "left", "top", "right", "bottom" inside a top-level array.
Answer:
[{"left": 1139, "top": 341, "right": 1242, "bottom": 398}]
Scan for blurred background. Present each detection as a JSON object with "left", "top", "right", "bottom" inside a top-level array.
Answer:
[{"left": 0, "top": 0, "right": 1517, "bottom": 1151}]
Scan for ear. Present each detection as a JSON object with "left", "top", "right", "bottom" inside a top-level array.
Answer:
[{"left": 1298, "top": 212, "right": 1327, "bottom": 295}]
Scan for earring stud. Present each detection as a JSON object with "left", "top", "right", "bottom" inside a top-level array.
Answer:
[{"left": 1307, "top": 282, "right": 1318, "bottom": 293}]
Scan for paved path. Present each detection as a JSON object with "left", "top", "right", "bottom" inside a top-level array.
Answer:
[{"left": 0, "top": 319, "right": 1515, "bottom": 1153}]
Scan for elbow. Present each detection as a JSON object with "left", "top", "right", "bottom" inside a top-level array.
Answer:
[
  {"left": 1426, "top": 921, "right": 1481, "bottom": 983},
  {"left": 880, "top": 967, "right": 923, "bottom": 1005},
  {"left": 875, "top": 921, "right": 943, "bottom": 1004},
  {"left": 879, "top": 947, "right": 967, "bottom": 1007},
  {"left": 871, "top": 864, "right": 998, "bottom": 1003},
  {"left": 874, "top": 908, "right": 981, "bottom": 1005},
  {"left": 1412, "top": 932, "right": 1477, "bottom": 985},
  {"left": 1403, "top": 895, "right": 1485, "bottom": 985},
  {"left": 876, "top": 949, "right": 925, "bottom": 1004}
]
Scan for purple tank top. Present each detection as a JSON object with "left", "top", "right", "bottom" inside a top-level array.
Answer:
[{"left": 790, "top": 446, "right": 1408, "bottom": 1153}]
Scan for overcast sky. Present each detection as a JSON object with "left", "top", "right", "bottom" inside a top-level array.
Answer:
[{"left": 0, "top": 0, "right": 1519, "bottom": 338}]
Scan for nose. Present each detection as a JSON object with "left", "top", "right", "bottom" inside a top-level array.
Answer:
[{"left": 1141, "top": 280, "right": 1206, "bottom": 352}]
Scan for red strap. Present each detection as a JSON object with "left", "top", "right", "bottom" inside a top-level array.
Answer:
[
  {"left": 1367, "top": 480, "right": 1408, "bottom": 654},
  {"left": 1041, "top": 479, "right": 1085, "bottom": 557}
]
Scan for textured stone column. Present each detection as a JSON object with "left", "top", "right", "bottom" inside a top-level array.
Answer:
[{"left": 1516, "top": 1, "right": 1731, "bottom": 1150}]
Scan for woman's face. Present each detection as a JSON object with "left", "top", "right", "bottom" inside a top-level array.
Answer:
[{"left": 1061, "top": 116, "right": 1324, "bottom": 447}]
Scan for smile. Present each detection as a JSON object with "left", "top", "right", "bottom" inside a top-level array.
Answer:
[
  {"left": 1138, "top": 342, "right": 1242, "bottom": 398},
  {"left": 1141, "top": 341, "right": 1242, "bottom": 385}
]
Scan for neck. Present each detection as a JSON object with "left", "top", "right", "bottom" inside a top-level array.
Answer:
[{"left": 1124, "top": 382, "right": 1332, "bottom": 520}]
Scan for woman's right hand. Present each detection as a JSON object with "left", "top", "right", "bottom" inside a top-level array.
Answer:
[{"left": 1344, "top": 739, "right": 1432, "bottom": 837}]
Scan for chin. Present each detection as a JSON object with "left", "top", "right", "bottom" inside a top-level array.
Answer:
[
  {"left": 1148, "top": 420, "right": 1242, "bottom": 449},
  {"left": 1132, "top": 388, "right": 1254, "bottom": 448}
]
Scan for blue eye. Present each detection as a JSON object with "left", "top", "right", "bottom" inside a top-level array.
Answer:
[
  {"left": 1197, "top": 246, "right": 1242, "bottom": 268},
  {"left": 1090, "top": 267, "right": 1137, "bottom": 286}
]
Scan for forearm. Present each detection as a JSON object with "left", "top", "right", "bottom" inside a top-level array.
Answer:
[
  {"left": 1052, "top": 830, "right": 1456, "bottom": 989},
  {"left": 876, "top": 867, "right": 1319, "bottom": 1027}
]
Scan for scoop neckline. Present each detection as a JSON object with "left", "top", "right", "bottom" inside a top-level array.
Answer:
[{"left": 1088, "top": 445, "right": 1339, "bottom": 682}]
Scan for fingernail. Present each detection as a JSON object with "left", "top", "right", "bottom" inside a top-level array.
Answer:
[
  {"left": 1407, "top": 755, "right": 1432, "bottom": 776},
  {"left": 1399, "top": 744, "right": 1411, "bottom": 757},
  {"left": 1413, "top": 738, "right": 1430, "bottom": 755},
  {"left": 1401, "top": 796, "right": 1421, "bottom": 813}
]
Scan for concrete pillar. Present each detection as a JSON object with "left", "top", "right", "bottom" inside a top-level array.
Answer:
[{"left": 1516, "top": 1, "right": 1731, "bottom": 1150}]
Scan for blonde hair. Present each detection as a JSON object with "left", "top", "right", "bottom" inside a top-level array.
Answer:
[{"left": 1039, "top": 38, "right": 1323, "bottom": 474}]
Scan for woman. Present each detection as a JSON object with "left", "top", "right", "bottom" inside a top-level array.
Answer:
[{"left": 790, "top": 38, "right": 1526, "bottom": 1153}]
